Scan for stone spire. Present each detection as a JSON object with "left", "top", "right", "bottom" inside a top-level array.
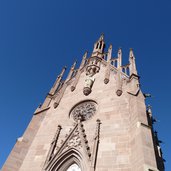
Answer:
[
  {"left": 117, "top": 48, "right": 122, "bottom": 68},
  {"left": 39, "top": 66, "right": 66, "bottom": 109},
  {"left": 129, "top": 48, "right": 137, "bottom": 75},
  {"left": 54, "top": 61, "right": 77, "bottom": 108},
  {"left": 104, "top": 44, "right": 112, "bottom": 84},
  {"left": 107, "top": 44, "right": 112, "bottom": 62},
  {"left": 49, "top": 67, "right": 66, "bottom": 95},
  {"left": 92, "top": 34, "right": 105, "bottom": 58},
  {"left": 71, "top": 52, "right": 87, "bottom": 91},
  {"left": 66, "top": 61, "right": 77, "bottom": 81},
  {"left": 80, "top": 51, "right": 87, "bottom": 69},
  {"left": 44, "top": 125, "right": 62, "bottom": 166},
  {"left": 128, "top": 48, "right": 140, "bottom": 95},
  {"left": 116, "top": 48, "right": 123, "bottom": 96}
]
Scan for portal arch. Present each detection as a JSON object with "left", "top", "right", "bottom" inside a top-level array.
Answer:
[{"left": 48, "top": 148, "right": 88, "bottom": 171}]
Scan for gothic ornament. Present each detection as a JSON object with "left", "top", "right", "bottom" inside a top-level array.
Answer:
[
  {"left": 71, "top": 86, "right": 75, "bottom": 92},
  {"left": 86, "top": 64, "right": 100, "bottom": 76},
  {"left": 104, "top": 78, "right": 109, "bottom": 84},
  {"left": 83, "top": 76, "right": 95, "bottom": 96},
  {"left": 53, "top": 102, "right": 59, "bottom": 108},
  {"left": 70, "top": 101, "right": 96, "bottom": 121},
  {"left": 104, "top": 45, "right": 112, "bottom": 84},
  {"left": 116, "top": 89, "right": 122, "bottom": 96},
  {"left": 44, "top": 118, "right": 101, "bottom": 171}
]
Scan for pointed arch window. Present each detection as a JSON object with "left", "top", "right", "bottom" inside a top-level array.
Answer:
[
  {"left": 99, "top": 41, "right": 102, "bottom": 49},
  {"left": 96, "top": 43, "right": 99, "bottom": 49}
]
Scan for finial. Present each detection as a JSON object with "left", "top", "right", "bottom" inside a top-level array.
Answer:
[
  {"left": 109, "top": 44, "right": 112, "bottom": 49},
  {"left": 107, "top": 44, "right": 112, "bottom": 61},
  {"left": 118, "top": 47, "right": 122, "bottom": 54},
  {"left": 98, "top": 33, "right": 104, "bottom": 41},
  {"left": 49, "top": 66, "right": 67, "bottom": 95},
  {"left": 60, "top": 66, "right": 67, "bottom": 76},
  {"left": 66, "top": 61, "right": 77, "bottom": 81},
  {"left": 129, "top": 48, "right": 137, "bottom": 75},
  {"left": 129, "top": 48, "right": 134, "bottom": 58},
  {"left": 104, "top": 45, "right": 112, "bottom": 84},
  {"left": 118, "top": 48, "right": 122, "bottom": 57},
  {"left": 83, "top": 51, "right": 88, "bottom": 59},
  {"left": 147, "top": 105, "right": 152, "bottom": 116},
  {"left": 117, "top": 47, "right": 122, "bottom": 68},
  {"left": 71, "top": 60, "right": 77, "bottom": 70},
  {"left": 80, "top": 52, "right": 87, "bottom": 68}
]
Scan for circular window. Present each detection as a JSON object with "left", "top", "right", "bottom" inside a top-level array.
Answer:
[{"left": 70, "top": 101, "right": 96, "bottom": 121}]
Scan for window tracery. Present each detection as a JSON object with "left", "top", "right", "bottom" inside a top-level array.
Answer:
[{"left": 70, "top": 101, "right": 96, "bottom": 121}]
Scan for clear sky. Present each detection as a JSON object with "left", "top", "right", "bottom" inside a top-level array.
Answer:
[{"left": 0, "top": 0, "right": 170, "bottom": 170}]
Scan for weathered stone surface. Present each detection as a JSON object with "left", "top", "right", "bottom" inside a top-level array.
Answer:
[{"left": 2, "top": 36, "right": 163, "bottom": 171}]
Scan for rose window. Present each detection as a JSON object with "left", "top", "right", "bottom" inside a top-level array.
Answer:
[{"left": 70, "top": 101, "right": 96, "bottom": 121}]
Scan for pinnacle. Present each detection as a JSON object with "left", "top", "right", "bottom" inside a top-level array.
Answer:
[
  {"left": 98, "top": 33, "right": 104, "bottom": 41},
  {"left": 109, "top": 44, "right": 112, "bottom": 49}
]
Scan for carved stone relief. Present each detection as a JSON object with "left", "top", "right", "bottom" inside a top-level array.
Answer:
[
  {"left": 83, "top": 76, "right": 95, "bottom": 96},
  {"left": 63, "top": 129, "right": 81, "bottom": 151},
  {"left": 44, "top": 118, "right": 101, "bottom": 171},
  {"left": 83, "top": 57, "right": 101, "bottom": 96}
]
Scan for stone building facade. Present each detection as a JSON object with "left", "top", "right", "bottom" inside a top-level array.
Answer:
[{"left": 2, "top": 35, "right": 164, "bottom": 171}]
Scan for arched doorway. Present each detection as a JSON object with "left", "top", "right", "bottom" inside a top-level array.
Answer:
[{"left": 47, "top": 148, "right": 88, "bottom": 171}]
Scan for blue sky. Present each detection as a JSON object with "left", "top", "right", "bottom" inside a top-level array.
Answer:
[{"left": 0, "top": 0, "right": 170, "bottom": 170}]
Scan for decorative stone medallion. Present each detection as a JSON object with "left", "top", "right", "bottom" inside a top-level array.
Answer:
[{"left": 70, "top": 101, "right": 96, "bottom": 121}]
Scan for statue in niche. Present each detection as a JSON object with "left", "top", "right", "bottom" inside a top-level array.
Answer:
[
  {"left": 83, "top": 58, "right": 100, "bottom": 96},
  {"left": 83, "top": 76, "right": 95, "bottom": 96}
]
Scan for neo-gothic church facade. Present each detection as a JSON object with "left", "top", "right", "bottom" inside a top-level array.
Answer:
[{"left": 2, "top": 35, "right": 164, "bottom": 171}]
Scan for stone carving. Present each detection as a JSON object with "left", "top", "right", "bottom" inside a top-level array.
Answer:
[
  {"left": 83, "top": 76, "right": 95, "bottom": 96},
  {"left": 83, "top": 57, "right": 101, "bottom": 96},
  {"left": 86, "top": 64, "right": 100, "bottom": 77},
  {"left": 84, "top": 76, "right": 95, "bottom": 88},
  {"left": 116, "top": 89, "right": 122, "bottom": 96},
  {"left": 116, "top": 69, "right": 123, "bottom": 96},
  {"left": 53, "top": 121, "right": 91, "bottom": 160},
  {"left": 104, "top": 78, "right": 109, "bottom": 84},
  {"left": 83, "top": 87, "right": 91, "bottom": 96},
  {"left": 64, "top": 129, "right": 81, "bottom": 150},
  {"left": 70, "top": 101, "right": 96, "bottom": 121},
  {"left": 44, "top": 119, "right": 101, "bottom": 171}
]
